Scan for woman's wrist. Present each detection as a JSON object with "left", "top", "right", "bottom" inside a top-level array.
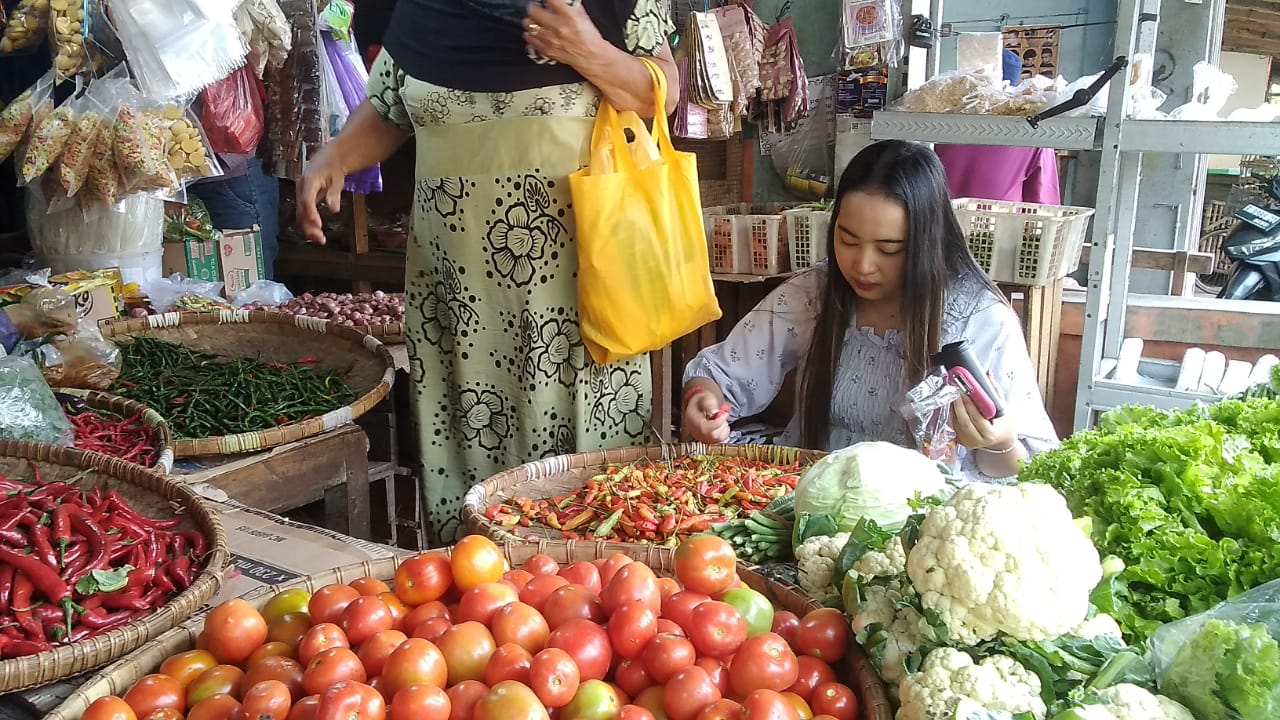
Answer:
[{"left": 979, "top": 439, "right": 1019, "bottom": 455}]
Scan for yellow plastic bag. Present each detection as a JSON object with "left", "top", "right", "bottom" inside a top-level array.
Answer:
[{"left": 570, "top": 58, "right": 721, "bottom": 365}]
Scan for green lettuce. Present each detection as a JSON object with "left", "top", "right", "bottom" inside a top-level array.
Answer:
[{"left": 1160, "top": 617, "right": 1280, "bottom": 720}]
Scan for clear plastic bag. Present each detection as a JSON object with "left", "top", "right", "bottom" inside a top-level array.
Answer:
[
  {"left": 200, "top": 63, "right": 264, "bottom": 155},
  {"left": 17, "top": 99, "right": 74, "bottom": 185},
  {"left": 234, "top": 0, "right": 292, "bottom": 76},
  {"left": 1148, "top": 578, "right": 1280, "bottom": 720},
  {"left": 111, "top": 0, "right": 248, "bottom": 100},
  {"left": 2, "top": 285, "right": 78, "bottom": 338},
  {"left": 899, "top": 369, "right": 965, "bottom": 468},
  {"left": 1167, "top": 62, "right": 1237, "bottom": 121},
  {"left": 894, "top": 69, "right": 1000, "bottom": 113},
  {"left": 145, "top": 273, "right": 225, "bottom": 313},
  {"left": 0, "top": 355, "right": 75, "bottom": 446},
  {"left": 157, "top": 102, "right": 222, "bottom": 183},
  {"left": 230, "top": 279, "right": 293, "bottom": 308},
  {"left": 112, "top": 92, "right": 180, "bottom": 196},
  {"left": 32, "top": 334, "right": 122, "bottom": 390},
  {"left": 0, "top": 0, "right": 49, "bottom": 55},
  {"left": 0, "top": 69, "right": 55, "bottom": 163}
]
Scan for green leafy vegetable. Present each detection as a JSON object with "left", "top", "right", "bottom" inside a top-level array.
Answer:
[
  {"left": 75, "top": 565, "right": 134, "bottom": 595},
  {"left": 1160, "top": 617, "right": 1280, "bottom": 720},
  {"left": 1020, "top": 396, "right": 1280, "bottom": 641}
]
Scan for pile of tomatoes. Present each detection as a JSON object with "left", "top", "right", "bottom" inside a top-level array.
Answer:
[{"left": 81, "top": 534, "right": 862, "bottom": 720}]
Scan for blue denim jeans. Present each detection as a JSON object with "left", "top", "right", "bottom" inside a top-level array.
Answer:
[{"left": 188, "top": 158, "right": 280, "bottom": 280}]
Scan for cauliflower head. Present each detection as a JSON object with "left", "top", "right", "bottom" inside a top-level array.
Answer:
[
  {"left": 851, "top": 535, "right": 908, "bottom": 580},
  {"left": 1052, "top": 685, "right": 1196, "bottom": 720},
  {"left": 1072, "top": 614, "right": 1123, "bottom": 641},
  {"left": 896, "top": 647, "right": 1047, "bottom": 720},
  {"left": 795, "top": 532, "right": 849, "bottom": 599},
  {"left": 848, "top": 575, "right": 926, "bottom": 686},
  {"left": 906, "top": 483, "right": 1102, "bottom": 645}
]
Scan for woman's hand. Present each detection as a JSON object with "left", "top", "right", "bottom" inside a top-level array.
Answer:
[
  {"left": 523, "top": 0, "right": 606, "bottom": 68},
  {"left": 682, "top": 388, "right": 731, "bottom": 444},
  {"left": 296, "top": 143, "right": 346, "bottom": 246},
  {"left": 950, "top": 395, "right": 1018, "bottom": 452}
]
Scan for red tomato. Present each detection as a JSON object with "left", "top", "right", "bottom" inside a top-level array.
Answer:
[
  {"left": 633, "top": 687, "right": 670, "bottom": 720},
  {"left": 268, "top": 613, "right": 313, "bottom": 649},
  {"left": 521, "top": 554, "right": 560, "bottom": 577},
  {"left": 396, "top": 553, "right": 454, "bottom": 606},
  {"left": 351, "top": 576, "right": 392, "bottom": 596},
  {"left": 473, "top": 680, "right": 550, "bottom": 720},
  {"left": 597, "top": 554, "right": 634, "bottom": 588},
  {"left": 793, "top": 610, "right": 849, "bottom": 663},
  {"left": 246, "top": 642, "right": 295, "bottom": 667},
  {"left": 740, "top": 690, "right": 800, "bottom": 720},
  {"left": 204, "top": 599, "right": 270, "bottom": 666},
  {"left": 357, "top": 629, "right": 409, "bottom": 678},
  {"left": 557, "top": 561, "right": 603, "bottom": 595},
  {"left": 298, "top": 623, "right": 350, "bottom": 666},
  {"left": 656, "top": 578, "right": 681, "bottom": 602},
  {"left": 769, "top": 613, "right": 800, "bottom": 648},
  {"left": 310, "top": 585, "right": 363, "bottom": 626},
  {"left": 640, "top": 634, "right": 696, "bottom": 684},
  {"left": 82, "top": 696, "right": 138, "bottom": 720},
  {"left": 503, "top": 569, "right": 535, "bottom": 590},
  {"left": 687, "top": 601, "right": 748, "bottom": 658},
  {"left": 547, "top": 617, "right": 613, "bottom": 682},
  {"left": 807, "top": 684, "right": 856, "bottom": 720},
  {"left": 452, "top": 536, "right": 506, "bottom": 593},
  {"left": 695, "top": 657, "right": 729, "bottom": 696},
  {"left": 608, "top": 601, "right": 658, "bottom": 659},
  {"left": 187, "top": 665, "right": 245, "bottom": 707},
  {"left": 242, "top": 680, "right": 293, "bottom": 720},
  {"left": 485, "top": 643, "right": 534, "bottom": 686},
  {"left": 391, "top": 684, "right": 451, "bottom": 720},
  {"left": 141, "top": 710, "right": 184, "bottom": 720},
  {"left": 412, "top": 617, "right": 454, "bottom": 643},
  {"left": 124, "top": 674, "right": 185, "bottom": 718},
  {"left": 456, "top": 582, "right": 520, "bottom": 625},
  {"left": 727, "top": 634, "right": 799, "bottom": 696},
  {"left": 613, "top": 658, "right": 653, "bottom": 698},
  {"left": 244, "top": 656, "right": 306, "bottom": 703},
  {"left": 785, "top": 657, "right": 836, "bottom": 702},
  {"left": 303, "top": 646, "right": 367, "bottom": 695},
  {"left": 696, "top": 699, "right": 744, "bottom": 720},
  {"left": 780, "top": 693, "right": 811, "bottom": 720},
  {"left": 620, "top": 705, "right": 658, "bottom": 720},
  {"left": 159, "top": 650, "right": 219, "bottom": 688},
  {"left": 288, "top": 696, "right": 320, "bottom": 720},
  {"left": 317, "top": 680, "right": 385, "bottom": 720},
  {"left": 491, "top": 601, "right": 551, "bottom": 654},
  {"left": 380, "top": 592, "right": 412, "bottom": 631},
  {"left": 342, "top": 596, "right": 395, "bottom": 646},
  {"left": 663, "top": 666, "right": 722, "bottom": 720},
  {"left": 186, "top": 694, "right": 244, "bottom": 720},
  {"left": 543, "top": 584, "right": 605, "bottom": 628},
  {"left": 381, "top": 637, "right": 449, "bottom": 697},
  {"left": 438, "top": 621, "right": 498, "bottom": 685},
  {"left": 601, "top": 563, "right": 661, "bottom": 616},
  {"left": 661, "top": 591, "right": 711, "bottom": 631},
  {"left": 529, "top": 647, "right": 581, "bottom": 708},
  {"left": 520, "top": 574, "right": 571, "bottom": 612},
  {"left": 673, "top": 537, "right": 736, "bottom": 597},
  {"left": 404, "top": 600, "right": 452, "bottom": 630},
  {"left": 656, "top": 619, "right": 686, "bottom": 638},
  {"left": 447, "top": 681, "right": 490, "bottom": 720}
]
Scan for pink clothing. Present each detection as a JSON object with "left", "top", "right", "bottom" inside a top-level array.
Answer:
[{"left": 933, "top": 144, "right": 1061, "bottom": 205}]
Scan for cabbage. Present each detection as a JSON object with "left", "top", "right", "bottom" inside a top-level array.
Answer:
[{"left": 792, "top": 441, "right": 949, "bottom": 533}]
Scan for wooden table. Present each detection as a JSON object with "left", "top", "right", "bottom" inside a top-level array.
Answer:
[{"left": 172, "top": 424, "right": 373, "bottom": 539}]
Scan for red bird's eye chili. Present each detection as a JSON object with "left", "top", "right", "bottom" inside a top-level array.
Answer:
[{"left": 62, "top": 402, "right": 160, "bottom": 469}]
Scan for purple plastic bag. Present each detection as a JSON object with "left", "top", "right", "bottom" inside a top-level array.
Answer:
[{"left": 323, "top": 33, "right": 383, "bottom": 194}]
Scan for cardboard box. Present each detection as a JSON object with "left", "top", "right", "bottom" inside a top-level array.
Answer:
[
  {"left": 200, "top": 498, "right": 407, "bottom": 609},
  {"left": 218, "top": 227, "right": 265, "bottom": 297},
  {"left": 162, "top": 238, "right": 222, "bottom": 284}
]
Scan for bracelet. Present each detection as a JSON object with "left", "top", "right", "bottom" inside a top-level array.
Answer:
[
  {"left": 981, "top": 441, "right": 1019, "bottom": 455},
  {"left": 681, "top": 386, "right": 708, "bottom": 409}
]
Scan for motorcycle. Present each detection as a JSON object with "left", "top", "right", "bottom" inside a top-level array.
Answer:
[{"left": 1218, "top": 175, "right": 1280, "bottom": 302}]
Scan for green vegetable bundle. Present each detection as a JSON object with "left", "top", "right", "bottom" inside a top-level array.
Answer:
[{"left": 1021, "top": 396, "right": 1280, "bottom": 642}]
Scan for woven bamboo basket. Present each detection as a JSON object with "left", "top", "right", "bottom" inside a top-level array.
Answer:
[
  {"left": 462, "top": 443, "right": 824, "bottom": 545},
  {"left": 49, "top": 541, "right": 891, "bottom": 720},
  {"left": 348, "top": 320, "right": 405, "bottom": 345},
  {"left": 99, "top": 310, "right": 396, "bottom": 457},
  {"left": 55, "top": 389, "right": 175, "bottom": 474},
  {"left": 0, "top": 441, "right": 230, "bottom": 693}
]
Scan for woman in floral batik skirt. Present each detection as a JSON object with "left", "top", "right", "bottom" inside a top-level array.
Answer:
[{"left": 296, "top": 0, "right": 676, "bottom": 544}]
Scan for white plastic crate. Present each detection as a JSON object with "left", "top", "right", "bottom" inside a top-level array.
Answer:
[
  {"left": 703, "top": 204, "right": 792, "bottom": 275},
  {"left": 951, "top": 198, "right": 1095, "bottom": 286},
  {"left": 783, "top": 209, "right": 831, "bottom": 270}
]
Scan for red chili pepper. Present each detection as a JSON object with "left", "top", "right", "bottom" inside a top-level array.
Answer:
[
  {"left": 178, "top": 531, "right": 207, "bottom": 559},
  {"left": 3, "top": 639, "right": 51, "bottom": 658},
  {"left": 10, "top": 575, "right": 43, "bottom": 639},
  {"left": 165, "top": 556, "right": 193, "bottom": 588},
  {"left": 64, "top": 506, "right": 110, "bottom": 585},
  {"left": 79, "top": 607, "right": 137, "bottom": 631},
  {"left": 50, "top": 505, "right": 71, "bottom": 565}
]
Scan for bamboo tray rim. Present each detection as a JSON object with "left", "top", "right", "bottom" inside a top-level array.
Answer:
[
  {"left": 99, "top": 310, "right": 396, "bottom": 458},
  {"left": 54, "top": 389, "right": 176, "bottom": 474}
]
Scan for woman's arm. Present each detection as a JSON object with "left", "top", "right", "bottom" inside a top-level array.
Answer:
[{"left": 524, "top": 0, "right": 679, "bottom": 117}]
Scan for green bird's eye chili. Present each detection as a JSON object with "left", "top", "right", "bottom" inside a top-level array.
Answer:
[{"left": 109, "top": 336, "right": 359, "bottom": 440}]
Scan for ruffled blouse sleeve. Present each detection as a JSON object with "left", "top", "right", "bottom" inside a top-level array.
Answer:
[{"left": 682, "top": 269, "right": 822, "bottom": 420}]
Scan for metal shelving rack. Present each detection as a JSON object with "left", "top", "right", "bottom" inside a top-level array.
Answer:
[{"left": 867, "top": 0, "right": 1280, "bottom": 430}]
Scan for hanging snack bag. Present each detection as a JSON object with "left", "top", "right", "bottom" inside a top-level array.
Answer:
[
  {"left": 0, "top": 70, "right": 54, "bottom": 162},
  {"left": 17, "top": 94, "right": 75, "bottom": 186},
  {"left": 54, "top": 91, "right": 111, "bottom": 197},
  {"left": 112, "top": 89, "right": 179, "bottom": 195},
  {"left": 157, "top": 102, "right": 222, "bottom": 183},
  {"left": 0, "top": 0, "right": 49, "bottom": 54}
]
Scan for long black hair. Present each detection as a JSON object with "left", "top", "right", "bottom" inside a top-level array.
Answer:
[{"left": 798, "top": 140, "right": 999, "bottom": 449}]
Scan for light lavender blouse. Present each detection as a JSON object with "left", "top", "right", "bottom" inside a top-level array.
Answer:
[{"left": 683, "top": 266, "right": 1060, "bottom": 482}]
